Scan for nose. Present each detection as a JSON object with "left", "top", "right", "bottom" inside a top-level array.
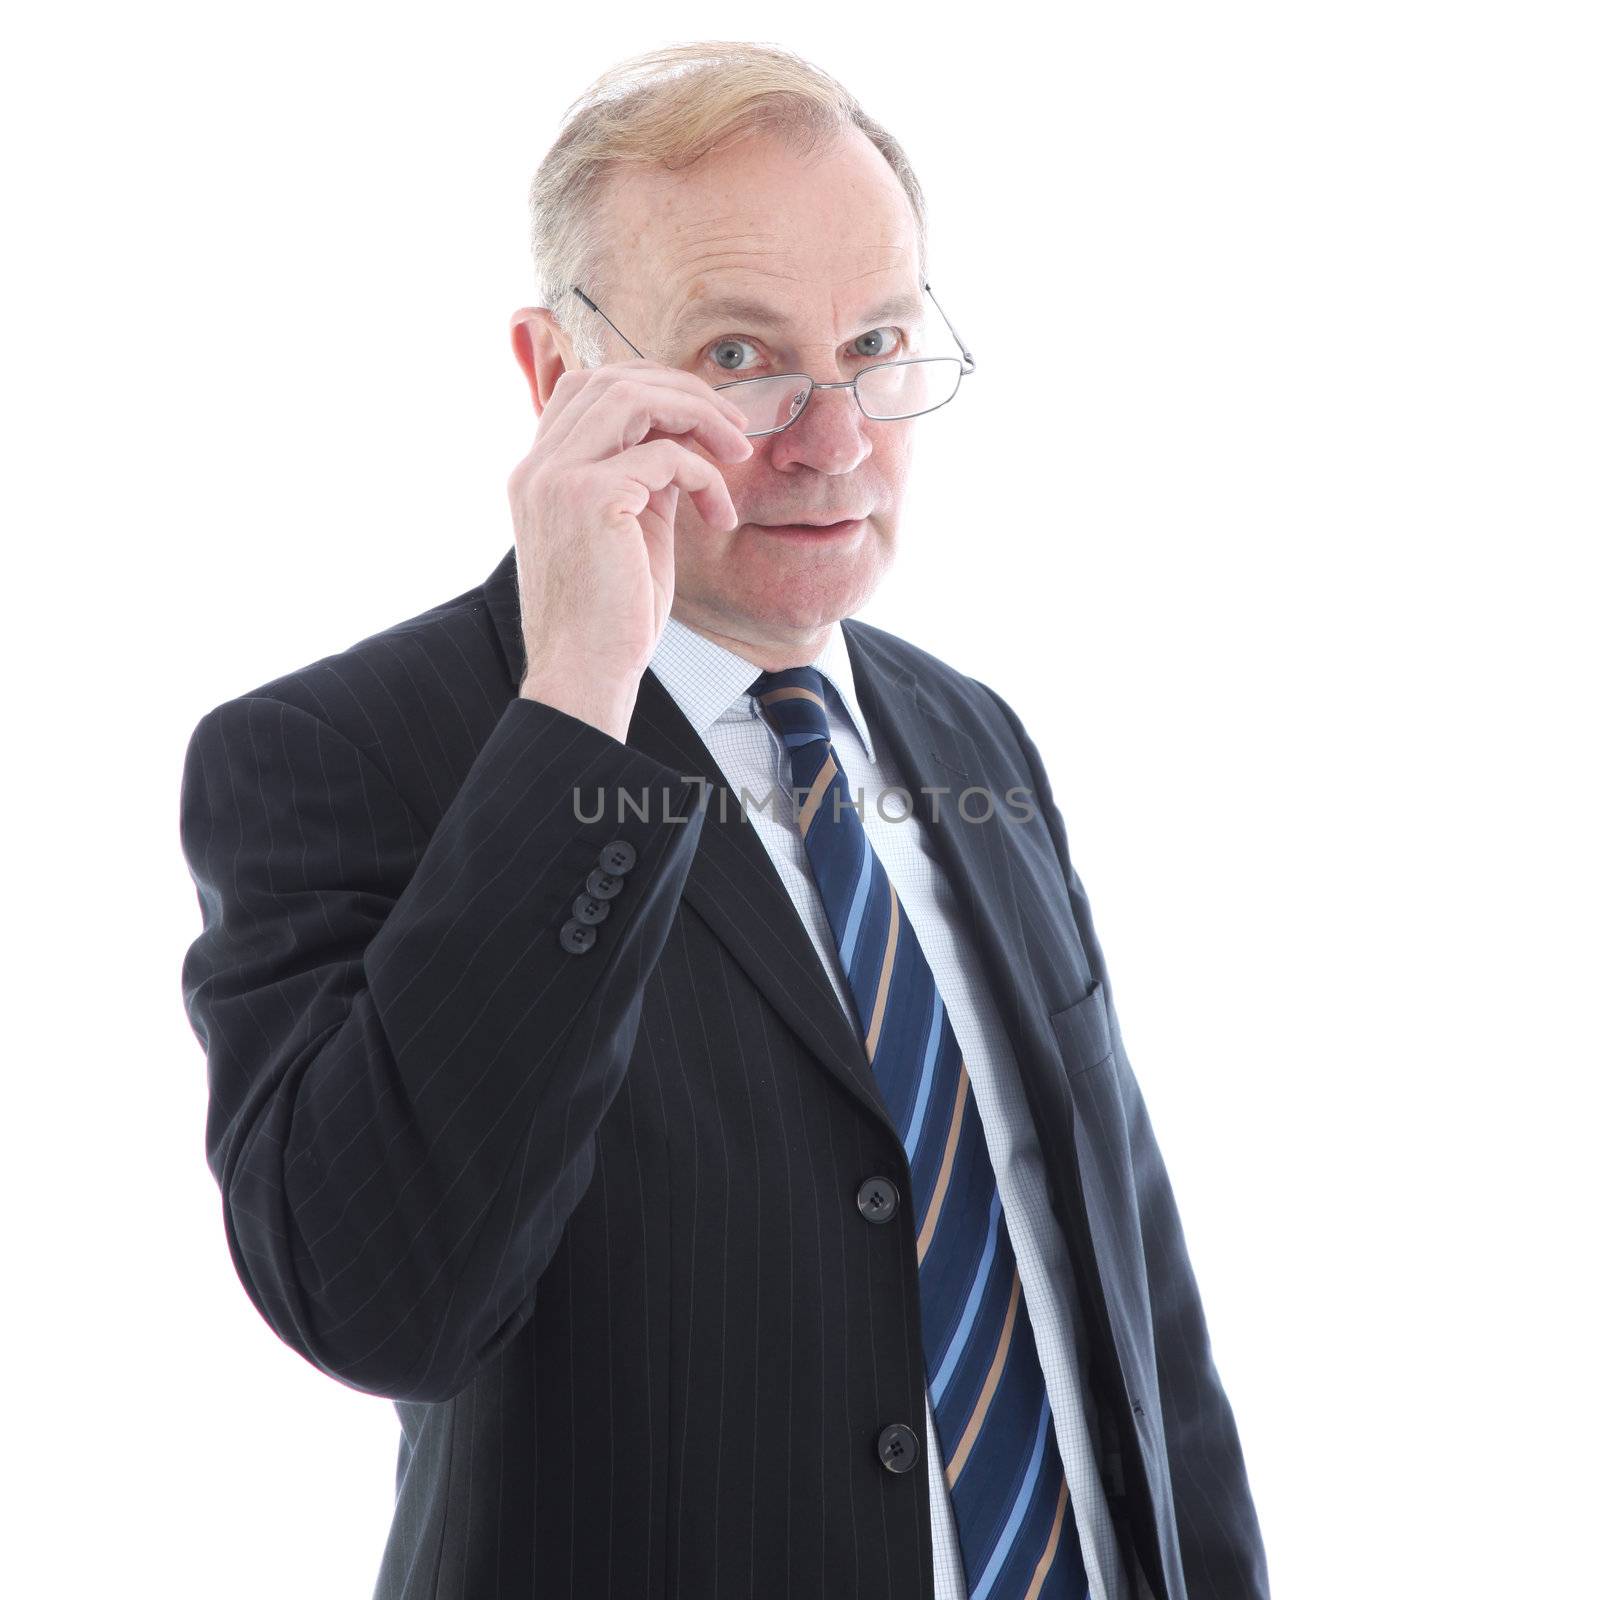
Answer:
[{"left": 768, "top": 379, "right": 872, "bottom": 475}]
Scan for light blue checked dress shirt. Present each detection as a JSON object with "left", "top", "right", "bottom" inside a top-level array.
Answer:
[{"left": 647, "top": 612, "right": 1133, "bottom": 1600}]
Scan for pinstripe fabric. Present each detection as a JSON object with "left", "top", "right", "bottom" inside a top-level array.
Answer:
[
  {"left": 176, "top": 545, "right": 1270, "bottom": 1600},
  {"left": 653, "top": 613, "right": 1130, "bottom": 1600},
  {"left": 751, "top": 665, "right": 1091, "bottom": 1600}
]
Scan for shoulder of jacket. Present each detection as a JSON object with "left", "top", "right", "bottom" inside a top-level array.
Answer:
[{"left": 191, "top": 566, "right": 503, "bottom": 748}]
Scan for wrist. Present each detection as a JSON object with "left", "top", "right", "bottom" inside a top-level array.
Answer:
[{"left": 519, "top": 662, "right": 639, "bottom": 743}]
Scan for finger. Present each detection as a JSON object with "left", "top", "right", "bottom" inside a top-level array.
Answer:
[
  {"left": 596, "top": 437, "right": 740, "bottom": 533},
  {"left": 563, "top": 375, "right": 753, "bottom": 469},
  {"left": 540, "top": 359, "right": 750, "bottom": 455},
  {"left": 540, "top": 357, "right": 744, "bottom": 435}
]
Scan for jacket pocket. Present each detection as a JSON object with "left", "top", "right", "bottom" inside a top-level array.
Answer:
[{"left": 1046, "top": 978, "right": 1114, "bottom": 1077}]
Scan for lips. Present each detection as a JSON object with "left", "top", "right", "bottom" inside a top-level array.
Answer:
[{"left": 754, "top": 518, "right": 864, "bottom": 537}]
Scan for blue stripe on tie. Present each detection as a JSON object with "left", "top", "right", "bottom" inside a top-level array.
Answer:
[
  {"left": 969, "top": 1392, "right": 1053, "bottom": 1600},
  {"left": 903, "top": 990, "right": 946, "bottom": 1162},
  {"left": 837, "top": 833, "right": 874, "bottom": 972},
  {"left": 931, "top": 1187, "right": 1004, "bottom": 1404}
]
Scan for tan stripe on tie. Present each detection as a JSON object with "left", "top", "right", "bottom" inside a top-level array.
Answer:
[
  {"left": 759, "top": 685, "right": 827, "bottom": 709},
  {"left": 862, "top": 885, "right": 899, "bottom": 1060},
  {"left": 796, "top": 752, "right": 837, "bottom": 838},
  {"left": 1022, "top": 1478, "right": 1073, "bottom": 1600},
  {"left": 917, "top": 1064, "right": 969, "bottom": 1264},
  {"left": 944, "top": 1265, "right": 1023, "bottom": 1487}
]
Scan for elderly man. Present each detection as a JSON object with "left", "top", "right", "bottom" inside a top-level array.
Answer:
[{"left": 179, "top": 41, "right": 1268, "bottom": 1600}]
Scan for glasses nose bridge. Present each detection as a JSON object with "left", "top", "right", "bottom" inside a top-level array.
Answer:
[{"left": 790, "top": 374, "right": 870, "bottom": 428}]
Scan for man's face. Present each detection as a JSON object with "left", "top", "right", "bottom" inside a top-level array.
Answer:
[{"left": 591, "top": 127, "right": 925, "bottom": 652}]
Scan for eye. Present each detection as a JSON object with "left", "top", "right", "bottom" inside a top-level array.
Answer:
[
  {"left": 852, "top": 327, "right": 904, "bottom": 360},
  {"left": 708, "top": 337, "right": 761, "bottom": 373},
  {"left": 704, "top": 326, "right": 909, "bottom": 374}
]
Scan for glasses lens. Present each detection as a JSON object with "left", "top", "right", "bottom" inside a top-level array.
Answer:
[
  {"left": 715, "top": 375, "right": 812, "bottom": 435},
  {"left": 857, "top": 358, "right": 962, "bottom": 419}
]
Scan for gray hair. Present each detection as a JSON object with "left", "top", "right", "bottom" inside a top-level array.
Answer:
[{"left": 526, "top": 41, "right": 930, "bottom": 368}]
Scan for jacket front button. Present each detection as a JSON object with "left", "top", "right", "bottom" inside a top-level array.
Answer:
[
  {"left": 559, "top": 918, "right": 596, "bottom": 954},
  {"left": 876, "top": 1422, "right": 919, "bottom": 1474},
  {"left": 856, "top": 1176, "right": 899, "bottom": 1223}
]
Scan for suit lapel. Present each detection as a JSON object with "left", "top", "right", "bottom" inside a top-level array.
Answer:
[
  {"left": 841, "top": 622, "right": 1066, "bottom": 1116},
  {"left": 626, "top": 666, "right": 900, "bottom": 1132}
]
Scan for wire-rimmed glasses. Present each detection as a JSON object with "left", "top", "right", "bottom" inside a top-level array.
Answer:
[{"left": 565, "top": 280, "right": 976, "bottom": 438}]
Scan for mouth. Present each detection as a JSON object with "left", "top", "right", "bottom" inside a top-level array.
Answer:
[{"left": 752, "top": 518, "right": 866, "bottom": 539}]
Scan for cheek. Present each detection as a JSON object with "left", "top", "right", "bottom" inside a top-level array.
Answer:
[
  {"left": 882, "top": 424, "right": 915, "bottom": 478},
  {"left": 717, "top": 452, "right": 761, "bottom": 497}
]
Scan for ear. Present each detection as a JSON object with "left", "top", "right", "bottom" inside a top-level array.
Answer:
[{"left": 509, "top": 306, "right": 576, "bottom": 413}]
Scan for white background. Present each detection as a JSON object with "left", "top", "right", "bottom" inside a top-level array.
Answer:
[{"left": 5, "top": 4, "right": 1595, "bottom": 1596}]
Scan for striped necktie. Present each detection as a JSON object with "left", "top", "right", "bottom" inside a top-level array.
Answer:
[{"left": 750, "top": 666, "right": 1091, "bottom": 1600}]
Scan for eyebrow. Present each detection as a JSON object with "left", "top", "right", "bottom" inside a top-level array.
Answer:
[{"left": 663, "top": 288, "right": 927, "bottom": 350}]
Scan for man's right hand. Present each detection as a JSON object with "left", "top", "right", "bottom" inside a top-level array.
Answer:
[{"left": 507, "top": 357, "right": 752, "bottom": 740}]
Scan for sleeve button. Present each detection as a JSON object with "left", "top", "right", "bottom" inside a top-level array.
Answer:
[
  {"left": 599, "top": 839, "right": 636, "bottom": 874},
  {"left": 572, "top": 892, "right": 611, "bottom": 926},
  {"left": 559, "top": 918, "right": 597, "bottom": 954},
  {"left": 586, "top": 866, "right": 624, "bottom": 900}
]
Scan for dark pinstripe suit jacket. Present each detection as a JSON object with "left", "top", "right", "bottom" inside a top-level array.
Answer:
[{"left": 178, "top": 545, "right": 1269, "bottom": 1600}]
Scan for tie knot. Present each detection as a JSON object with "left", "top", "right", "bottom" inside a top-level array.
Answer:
[{"left": 748, "top": 665, "right": 831, "bottom": 748}]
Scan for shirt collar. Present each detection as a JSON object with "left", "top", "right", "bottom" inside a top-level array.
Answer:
[{"left": 648, "top": 612, "right": 877, "bottom": 764}]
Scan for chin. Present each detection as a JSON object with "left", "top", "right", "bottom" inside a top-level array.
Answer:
[{"left": 745, "top": 562, "right": 886, "bottom": 632}]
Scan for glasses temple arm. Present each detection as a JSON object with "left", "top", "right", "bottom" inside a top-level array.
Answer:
[
  {"left": 569, "top": 286, "right": 649, "bottom": 361},
  {"left": 923, "top": 280, "right": 975, "bottom": 373}
]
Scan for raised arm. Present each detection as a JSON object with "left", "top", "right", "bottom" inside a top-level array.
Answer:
[{"left": 179, "top": 690, "right": 705, "bottom": 1403}]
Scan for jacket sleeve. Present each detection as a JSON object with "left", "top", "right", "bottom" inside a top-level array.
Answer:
[
  {"left": 178, "top": 690, "right": 707, "bottom": 1404},
  {"left": 976, "top": 678, "right": 1271, "bottom": 1600}
]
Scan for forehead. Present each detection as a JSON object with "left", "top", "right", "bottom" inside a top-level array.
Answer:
[{"left": 597, "top": 128, "right": 922, "bottom": 346}]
